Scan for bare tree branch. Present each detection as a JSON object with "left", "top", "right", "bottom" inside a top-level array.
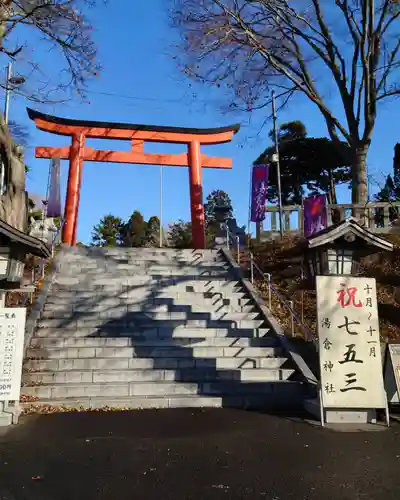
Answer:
[
  {"left": 171, "top": 0, "right": 400, "bottom": 204},
  {"left": 0, "top": 0, "right": 103, "bottom": 103},
  {"left": 0, "top": 0, "right": 104, "bottom": 231}
]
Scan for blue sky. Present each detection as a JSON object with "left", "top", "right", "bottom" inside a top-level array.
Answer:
[{"left": 4, "top": 1, "right": 399, "bottom": 243}]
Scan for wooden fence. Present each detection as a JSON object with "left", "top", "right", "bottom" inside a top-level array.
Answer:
[{"left": 260, "top": 202, "right": 400, "bottom": 240}]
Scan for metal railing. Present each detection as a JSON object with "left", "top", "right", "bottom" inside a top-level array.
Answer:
[
  {"left": 262, "top": 201, "right": 400, "bottom": 236},
  {"left": 38, "top": 219, "right": 64, "bottom": 281},
  {"left": 250, "top": 256, "right": 315, "bottom": 343},
  {"left": 224, "top": 225, "right": 315, "bottom": 342}
]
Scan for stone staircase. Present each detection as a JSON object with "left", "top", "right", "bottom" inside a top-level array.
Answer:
[{"left": 21, "top": 247, "right": 307, "bottom": 411}]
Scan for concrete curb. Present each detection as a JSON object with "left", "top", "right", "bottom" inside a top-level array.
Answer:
[
  {"left": 24, "top": 246, "right": 66, "bottom": 355},
  {"left": 0, "top": 248, "right": 65, "bottom": 426},
  {"left": 220, "top": 248, "right": 318, "bottom": 387}
]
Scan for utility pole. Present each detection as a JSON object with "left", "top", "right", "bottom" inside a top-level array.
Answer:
[
  {"left": 4, "top": 62, "right": 11, "bottom": 126},
  {"left": 0, "top": 63, "right": 12, "bottom": 194},
  {"left": 272, "top": 91, "right": 284, "bottom": 239}
]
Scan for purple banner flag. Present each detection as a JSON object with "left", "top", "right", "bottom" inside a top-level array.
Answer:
[
  {"left": 46, "top": 158, "right": 62, "bottom": 218},
  {"left": 250, "top": 164, "right": 269, "bottom": 223},
  {"left": 303, "top": 195, "right": 328, "bottom": 237}
]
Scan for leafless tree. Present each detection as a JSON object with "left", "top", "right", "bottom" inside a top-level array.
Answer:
[
  {"left": 172, "top": 0, "right": 400, "bottom": 204},
  {"left": 0, "top": 0, "right": 102, "bottom": 102},
  {"left": 0, "top": 0, "right": 103, "bottom": 229}
]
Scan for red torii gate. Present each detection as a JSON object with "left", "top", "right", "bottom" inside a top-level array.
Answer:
[{"left": 27, "top": 108, "right": 239, "bottom": 249}]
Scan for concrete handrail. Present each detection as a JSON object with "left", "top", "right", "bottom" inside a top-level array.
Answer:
[{"left": 221, "top": 247, "right": 318, "bottom": 386}]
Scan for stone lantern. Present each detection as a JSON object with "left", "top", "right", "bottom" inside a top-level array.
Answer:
[
  {"left": 291, "top": 217, "right": 393, "bottom": 285},
  {"left": 214, "top": 204, "right": 231, "bottom": 224},
  {"left": 212, "top": 204, "right": 232, "bottom": 248},
  {"left": 212, "top": 205, "right": 247, "bottom": 249},
  {"left": 0, "top": 219, "right": 51, "bottom": 293}
]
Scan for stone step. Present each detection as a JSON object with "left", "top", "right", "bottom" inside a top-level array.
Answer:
[
  {"left": 33, "top": 326, "right": 270, "bottom": 339},
  {"left": 61, "top": 262, "right": 228, "bottom": 272},
  {"left": 63, "top": 251, "right": 222, "bottom": 259},
  {"left": 53, "top": 277, "right": 240, "bottom": 286},
  {"left": 152, "top": 296, "right": 252, "bottom": 308},
  {"left": 62, "top": 255, "right": 222, "bottom": 262},
  {"left": 45, "top": 292, "right": 249, "bottom": 305},
  {"left": 36, "top": 318, "right": 265, "bottom": 330},
  {"left": 44, "top": 300, "right": 255, "bottom": 314},
  {"left": 43, "top": 302, "right": 255, "bottom": 314},
  {"left": 132, "top": 264, "right": 230, "bottom": 271},
  {"left": 62, "top": 267, "right": 229, "bottom": 276},
  {"left": 61, "top": 270, "right": 231, "bottom": 279},
  {"left": 19, "top": 385, "right": 305, "bottom": 411},
  {"left": 138, "top": 270, "right": 231, "bottom": 278},
  {"left": 22, "top": 367, "right": 294, "bottom": 385},
  {"left": 29, "top": 335, "right": 276, "bottom": 349},
  {"left": 63, "top": 248, "right": 217, "bottom": 256},
  {"left": 72, "top": 257, "right": 225, "bottom": 264},
  {"left": 26, "top": 345, "right": 279, "bottom": 360},
  {"left": 23, "top": 355, "right": 285, "bottom": 372},
  {"left": 40, "top": 309, "right": 260, "bottom": 321},
  {"left": 62, "top": 253, "right": 219, "bottom": 262},
  {"left": 65, "top": 262, "right": 231, "bottom": 273},
  {"left": 54, "top": 271, "right": 232, "bottom": 285},
  {"left": 21, "top": 379, "right": 297, "bottom": 399},
  {"left": 52, "top": 282, "right": 243, "bottom": 294},
  {"left": 55, "top": 271, "right": 234, "bottom": 281}
]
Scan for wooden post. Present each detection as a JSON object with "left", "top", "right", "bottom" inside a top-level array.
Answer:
[
  {"left": 383, "top": 205, "right": 390, "bottom": 232},
  {"left": 256, "top": 222, "right": 261, "bottom": 244}
]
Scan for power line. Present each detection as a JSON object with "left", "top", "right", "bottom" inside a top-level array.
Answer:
[{"left": 85, "top": 89, "right": 213, "bottom": 104}]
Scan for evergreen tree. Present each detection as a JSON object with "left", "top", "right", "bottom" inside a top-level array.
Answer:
[
  {"left": 145, "top": 216, "right": 161, "bottom": 247},
  {"left": 91, "top": 215, "right": 123, "bottom": 247},
  {"left": 122, "top": 210, "right": 148, "bottom": 247},
  {"left": 375, "top": 144, "right": 400, "bottom": 224},
  {"left": 204, "top": 190, "right": 233, "bottom": 224},
  {"left": 255, "top": 121, "right": 352, "bottom": 205},
  {"left": 168, "top": 220, "right": 192, "bottom": 248}
]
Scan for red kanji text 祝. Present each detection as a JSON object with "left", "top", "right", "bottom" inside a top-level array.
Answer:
[{"left": 336, "top": 286, "right": 363, "bottom": 309}]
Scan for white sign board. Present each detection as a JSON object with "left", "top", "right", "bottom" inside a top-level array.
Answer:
[
  {"left": 384, "top": 344, "right": 400, "bottom": 404},
  {"left": 316, "top": 276, "right": 386, "bottom": 409},
  {"left": 0, "top": 308, "right": 26, "bottom": 401}
]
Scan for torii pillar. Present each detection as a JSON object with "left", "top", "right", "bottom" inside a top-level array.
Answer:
[{"left": 27, "top": 108, "right": 240, "bottom": 249}]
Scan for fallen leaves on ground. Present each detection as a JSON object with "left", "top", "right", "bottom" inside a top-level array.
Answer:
[{"left": 21, "top": 404, "right": 140, "bottom": 415}]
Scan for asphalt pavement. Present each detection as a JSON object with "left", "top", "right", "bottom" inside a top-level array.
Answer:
[{"left": 0, "top": 408, "right": 399, "bottom": 500}]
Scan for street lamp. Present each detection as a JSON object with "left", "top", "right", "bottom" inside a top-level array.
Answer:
[{"left": 290, "top": 217, "right": 393, "bottom": 286}]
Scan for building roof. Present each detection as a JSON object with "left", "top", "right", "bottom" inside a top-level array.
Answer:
[
  {"left": 283, "top": 217, "right": 394, "bottom": 257},
  {"left": 0, "top": 219, "right": 51, "bottom": 258},
  {"left": 27, "top": 108, "right": 241, "bottom": 136},
  {"left": 307, "top": 217, "right": 393, "bottom": 251}
]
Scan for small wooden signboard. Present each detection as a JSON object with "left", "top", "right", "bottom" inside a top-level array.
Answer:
[
  {"left": 0, "top": 308, "right": 26, "bottom": 402},
  {"left": 316, "top": 276, "right": 389, "bottom": 426},
  {"left": 384, "top": 344, "right": 400, "bottom": 405}
]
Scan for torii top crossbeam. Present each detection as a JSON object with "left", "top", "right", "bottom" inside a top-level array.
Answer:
[{"left": 28, "top": 108, "right": 240, "bottom": 248}]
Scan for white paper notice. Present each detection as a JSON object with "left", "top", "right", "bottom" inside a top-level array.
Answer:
[
  {"left": 316, "top": 276, "right": 386, "bottom": 409},
  {"left": 0, "top": 308, "right": 26, "bottom": 401}
]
